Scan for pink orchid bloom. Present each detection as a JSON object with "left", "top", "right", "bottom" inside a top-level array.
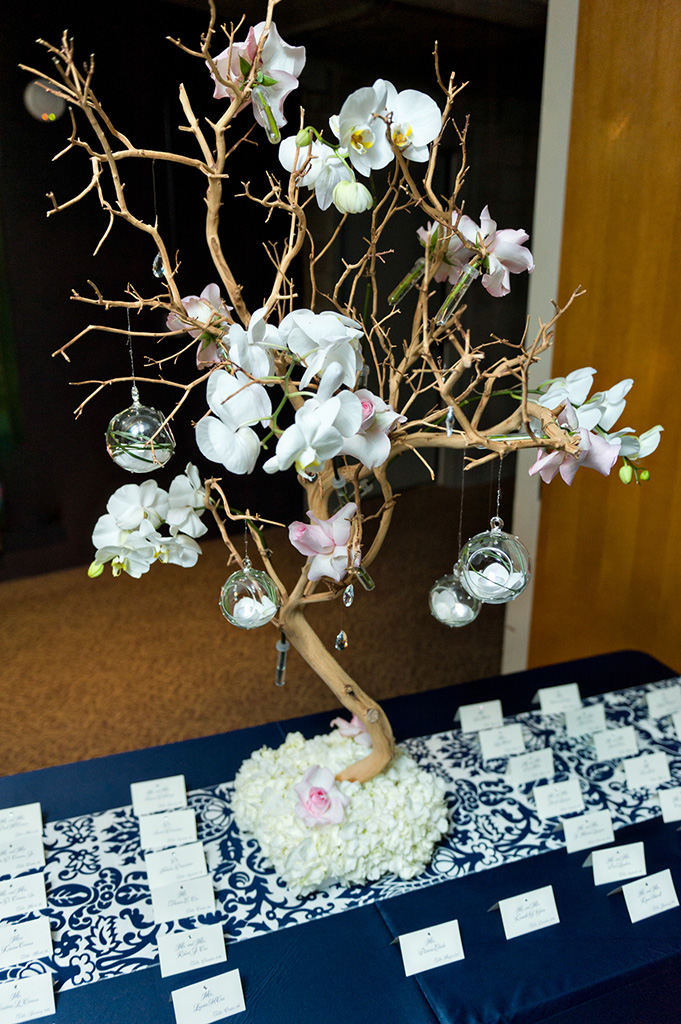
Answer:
[
  {"left": 340, "top": 389, "right": 405, "bottom": 469},
  {"left": 330, "top": 714, "right": 372, "bottom": 748},
  {"left": 288, "top": 502, "right": 358, "bottom": 582},
  {"left": 294, "top": 765, "right": 349, "bottom": 827},
  {"left": 528, "top": 401, "right": 621, "bottom": 485},
  {"left": 466, "top": 206, "right": 534, "bottom": 297},
  {"left": 166, "top": 284, "right": 231, "bottom": 368}
]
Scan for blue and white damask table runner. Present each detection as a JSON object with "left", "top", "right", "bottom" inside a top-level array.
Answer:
[{"left": 3, "top": 676, "right": 681, "bottom": 994}]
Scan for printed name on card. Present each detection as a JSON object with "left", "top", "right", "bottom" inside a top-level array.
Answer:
[
  {"left": 593, "top": 726, "right": 638, "bottom": 762},
  {"left": 0, "top": 919, "right": 52, "bottom": 972},
  {"left": 536, "top": 683, "right": 582, "bottom": 715},
  {"left": 0, "top": 876, "right": 47, "bottom": 922},
  {"left": 479, "top": 723, "right": 525, "bottom": 761},
  {"left": 588, "top": 842, "right": 646, "bottom": 886},
  {"left": 507, "top": 748, "right": 555, "bottom": 786},
  {"left": 621, "top": 869, "right": 679, "bottom": 924},
  {"left": 171, "top": 968, "right": 245, "bottom": 1024},
  {"left": 562, "top": 809, "right": 615, "bottom": 854},
  {"left": 624, "top": 752, "right": 671, "bottom": 791},
  {"left": 565, "top": 704, "right": 606, "bottom": 739},
  {"left": 533, "top": 778, "right": 584, "bottom": 820},
  {"left": 0, "top": 973, "right": 55, "bottom": 1024},
  {"left": 0, "top": 836, "right": 45, "bottom": 879},
  {"left": 138, "top": 808, "right": 197, "bottom": 851},
  {"left": 157, "top": 923, "right": 227, "bottom": 978},
  {"left": 151, "top": 876, "right": 215, "bottom": 925},
  {"left": 457, "top": 700, "right": 503, "bottom": 733},
  {"left": 0, "top": 806, "right": 42, "bottom": 843},
  {"left": 398, "top": 920, "right": 465, "bottom": 977},
  {"left": 145, "top": 843, "right": 207, "bottom": 889},
  {"left": 131, "top": 775, "right": 188, "bottom": 817},
  {"left": 672, "top": 711, "right": 681, "bottom": 741},
  {"left": 495, "top": 885, "right": 560, "bottom": 940},
  {"left": 658, "top": 787, "right": 681, "bottom": 823},
  {"left": 647, "top": 686, "right": 681, "bottom": 720}
]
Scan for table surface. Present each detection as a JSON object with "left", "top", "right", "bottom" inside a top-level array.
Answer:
[{"left": 2, "top": 650, "right": 681, "bottom": 1024}]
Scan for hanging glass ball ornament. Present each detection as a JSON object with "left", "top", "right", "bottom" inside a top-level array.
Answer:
[
  {"left": 219, "top": 557, "right": 279, "bottom": 629},
  {"left": 106, "top": 386, "right": 175, "bottom": 473},
  {"left": 429, "top": 564, "right": 481, "bottom": 627},
  {"left": 459, "top": 517, "right": 531, "bottom": 604}
]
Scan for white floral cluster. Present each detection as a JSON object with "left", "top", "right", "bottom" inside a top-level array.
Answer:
[{"left": 232, "top": 730, "right": 450, "bottom": 896}]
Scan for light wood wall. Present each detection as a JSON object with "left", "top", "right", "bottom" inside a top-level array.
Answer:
[{"left": 528, "top": 0, "right": 681, "bottom": 672}]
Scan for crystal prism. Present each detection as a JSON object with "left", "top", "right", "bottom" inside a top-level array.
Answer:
[
  {"left": 335, "top": 629, "right": 349, "bottom": 651},
  {"left": 343, "top": 584, "right": 354, "bottom": 607},
  {"left": 152, "top": 253, "right": 165, "bottom": 279}
]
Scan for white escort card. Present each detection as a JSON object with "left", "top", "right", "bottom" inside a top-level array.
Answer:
[
  {"left": 0, "top": 876, "right": 47, "bottom": 921},
  {"left": 533, "top": 778, "right": 584, "bottom": 820},
  {"left": 0, "top": 919, "right": 52, "bottom": 972},
  {"left": 493, "top": 885, "right": 560, "bottom": 940},
  {"left": 398, "top": 920, "right": 465, "bottom": 976},
  {"left": 535, "top": 683, "right": 582, "bottom": 715},
  {"left": 157, "top": 923, "right": 227, "bottom": 978},
  {"left": 647, "top": 686, "right": 681, "bottom": 720},
  {"left": 171, "top": 969, "right": 245, "bottom": 1023},
  {"left": 479, "top": 724, "right": 525, "bottom": 762},
  {"left": 658, "top": 786, "right": 681, "bottom": 823},
  {"left": 0, "top": 837, "right": 45, "bottom": 878},
  {"left": 0, "top": 974, "right": 55, "bottom": 1024},
  {"left": 0, "top": 806, "right": 42, "bottom": 843},
  {"left": 151, "top": 876, "right": 215, "bottom": 924},
  {"left": 565, "top": 704, "right": 606, "bottom": 739},
  {"left": 623, "top": 752, "right": 671, "bottom": 791},
  {"left": 145, "top": 843, "right": 207, "bottom": 889},
  {"left": 593, "top": 726, "right": 638, "bottom": 761},
  {"left": 586, "top": 842, "right": 646, "bottom": 886},
  {"left": 507, "top": 749, "right": 555, "bottom": 786},
  {"left": 457, "top": 700, "right": 503, "bottom": 733},
  {"left": 562, "top": 809, "right": 615, "bottom": 854},
  {"left": 620, "top": 869, "right": 679, "bottom": 924},
  {"left": 131, "top": 775, "right": 188, "bottom": 817},
  {"left": 138, "top": 809, "right": 197, "bottom": 852}
]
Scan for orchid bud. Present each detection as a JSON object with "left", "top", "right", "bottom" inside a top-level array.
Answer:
[
  {"left": 295, "top": 128, "right": 312, "bottom": 147},
  {"left": 619, "top": 464, "right": 633, "bottom": 484},
  {"left": 88, "top": 560, "right": 104, "bottom": 578},
  {"left": 639, "top": 469, "right": 650, "bottom": 482},
  {"left": 332, "top": 179, "right": 373, "bottom": 214}
]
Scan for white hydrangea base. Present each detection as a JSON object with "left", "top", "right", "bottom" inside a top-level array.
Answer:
[{"left": 232, "top": 731, "right": 450, "bottom": 896}]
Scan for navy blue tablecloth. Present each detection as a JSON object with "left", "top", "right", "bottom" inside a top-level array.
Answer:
[{"left": 1, "top": 650, "right": 680, "bottom": 1023}]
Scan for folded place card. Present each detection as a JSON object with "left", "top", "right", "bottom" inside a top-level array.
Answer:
[
  {"left": 0, "top": 836, "right": 45, "bottom": 878},
  {"left": 0, "top": 919, "right": 52, "bottom": 972},
  {"left": 621, "top": 869, "right": 679, "bottom": 924},
  {"left": 647, "top": 686, "right": 681, "bottom": 720},
  {"left": 131, "top": 775, "right": 188, "bottom": 817},
  {"left": 587, "top": 842, "right": 646, "bottom": 886},
  {"left": 0, "top": 876, "right": 47, "bottom": 921},
  {"left": 151, "top": 876, "right": 215, "bottom": 924},
  {"left": 507, "top": 748, "right": 555, "bottom": 786},
  {"left": 0, "top": 807, "right": 42, "bottom": 843},
  {"left": 479, "top": 724, "right": 525, "bottom": 761},
  {"left": 494, "top": 885, "right": 560, "bottom": 940},
  {"left": 562, "top": 809, "right": 615, "bottom": 854},
  {"left": 171, "top": 969, "right": 245, "bottom": 1023},
  {"left": 658, "top": 786, "right": 681, "bottom": 823},
  {"left": 0, "top": 973, "right": 55, "bottom": 1024},
  {"left": 565, "top": 704, "right": 606, "bottom": 739},
  {"left": 457, "top": 700, "right": 503, "bottom": 733},
  {"left": 398, "top": 920, "right": 465, "bottom": 977},
  {"left": 533, "top": 778, "right": 584, "bottom": 820},
  {"left": 535, "top": 683, "right": 582, "bottom": 715},
  {"left": 593, "top": 726, "right": 638, "bottom": 762},
  {"left": 623, "top": 752, "right": 671, "bottom": 791},
  {"left": 145, "top": 843, "right": 207, "bottom": 889},
  {"left": 138, "top": 809, "right": 197, "bottom": 852},
  {"left": 157, "top": 923, "right": 227, "bottom": 978}
]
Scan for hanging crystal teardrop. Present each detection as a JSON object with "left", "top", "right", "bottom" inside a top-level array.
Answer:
[
  {"left": 445, "top": 408, "right": 455, "bottom": 437},
  {"left": 152, "top": 253, "right": 166, "bottom": 279},
  {"left": 335, "top": 629, "right": 349, "bottom": 651},
  {"left": 343, "top": 584, "right": 355, "bottom": 607}
]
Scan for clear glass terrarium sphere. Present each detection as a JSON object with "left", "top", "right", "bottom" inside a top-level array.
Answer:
[
  {"left": 429, "top": 565, "right": 481, "bottom": 627},
  {"left": 219, "top": 558, "right": 279, "bottom": 629},
  {"left": 459, "top": 517, "right": 531, "bottom": 605},
  {"left": 106, "top": 394, "right": 175, "bottom": 474}
]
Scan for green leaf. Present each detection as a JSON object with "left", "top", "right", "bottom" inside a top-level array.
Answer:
[{"left": 239, "top": 56, "right": 251, "bottom": 78}]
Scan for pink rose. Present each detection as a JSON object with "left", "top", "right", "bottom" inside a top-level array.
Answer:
[
  {"left": 294, "top": 766, "right": 349, "bottom": 827},
  {"left": 330, "top": 714, "right": 372, "bottom": 748}
]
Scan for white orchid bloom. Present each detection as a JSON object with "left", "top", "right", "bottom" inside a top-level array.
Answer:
[
  {"left": 91, "top": 516, "right": 161, "bottom": 578},
  {"left": 279, "top": 308, "right": 363, "bottom": 390},
  {"left": 279, "top": 136, "right": 353, "bottom": 210},
  {"left": 417, "top": 220, "right": 470, "bottom": 284},
  {"left": 534, "top": 367, "right": 597, "bottom": 410},
  {"left": 575, "top": 378, "right": 634, "bottom": 431},
  {"left": 382, "top": 80, "right": 441, "bottom": 162},
  {"left": 165, "top": 464, "right": 208, "bottom": 539},
  {"left": 227, "top": 307, "right": 280, "bottom": 378},
  {"left": 106, "top": 480, "right": 169, "bottom": 531},
  {"left": 340, "top": 389, "right": 405, "bottom": 468},
  {"left": 195, "top": 370, "right": 272, "bottom": 475},
  {"left": 263, "top": 392, "right": 362, "bottom": 476},
  {"left": 608, "top": 424, "right": 663, "bottom": 460},
  {"left": 333, "top": 80, "right": 393, "bottom": 176},
  {"left": 158, "top": 533, "right": 203, "bottom": 568}
]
